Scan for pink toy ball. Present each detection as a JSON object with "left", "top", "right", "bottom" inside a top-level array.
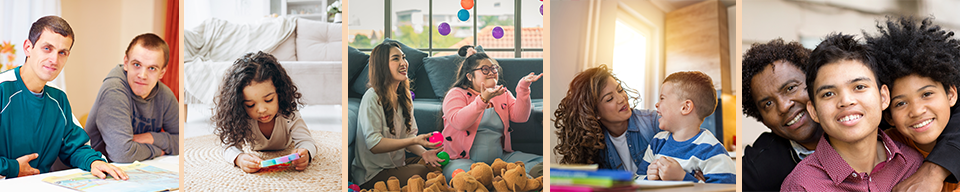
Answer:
[
  {"left": 438, "top": 22, "right": 451, "bottom": 36},
  {"left": 429, "top": 131, "right": 443, "bottom": 145},
  {"left": 492, "top": 26, "right": 505, "bottom": 39}
]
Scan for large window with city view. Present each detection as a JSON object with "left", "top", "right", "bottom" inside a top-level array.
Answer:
[{"left": 348, "top": 0, "right": 543, "bottom": 58}]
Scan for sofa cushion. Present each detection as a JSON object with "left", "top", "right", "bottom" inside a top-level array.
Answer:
[
  {"left": 498, "top": 58, "right": 544, "bottom": 99},
  {"left": 352, "top": 65, "right": 370, "bottom": 95},
  {"left": 347, "top": 46, "right": 369, "bottom": 83},
  {"left": 270, "top": 31, "right": 298, "bottom": 61},
  {"left": 422, "top": 55, "right": 465, "bottom": 98},
  {"left": 296, "top": 19, "right": 342, "bottom": 61}
]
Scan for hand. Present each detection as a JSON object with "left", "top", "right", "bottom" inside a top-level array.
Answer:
[
  {"left": 655, "top": 156, "right": 686, "bottom": 181},
  {"left": 893, "top": 162, "right": 948, "bottom": 191},
  {"left": 132, "top": 132, "right": 154, "bottom": 144},
  {"left": 234, "top": 153, "right": 263, "bottom": 173},
  {"left": 420, "top": 149, "right": 445, "bottom": 167},
  {"left": 90, "top": 160, "right": 128, "bottom": 180},
  {"left": 520, "top": 72, "right": 543, "bottom": 84},
  {"left": 16, "top": 153, "right": 40, "bottom": 177},
  {"left": 646, "top": 160, "right": 661, "bottom": 180},
  {"left": 415, "top": 133, "right": 442, "bottom": 149},
  {"left": 292, "top": 148, "right": 310, "bottom": 171},
  {"left": 479, "top": 82, "right": 506, "bottom": 103}
]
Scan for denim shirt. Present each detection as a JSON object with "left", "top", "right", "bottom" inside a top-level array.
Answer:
[{"left": 599, "top": 109, "right": 661, "bottom": 176}]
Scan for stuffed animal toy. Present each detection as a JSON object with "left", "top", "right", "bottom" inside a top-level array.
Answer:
[
  {"left": 492, "top": 164, "right": 543, "bottom": 192},
  {"left": 424, "top": 171, "right": 453, "bottom": 192},
  {"left": 466, "top": 162, "right": 494, "bottom": 189},
  {"left": 491, "top": 158, "right": 508, "bottom": 177},
  {"left": 401, "top": 175, "right": 425, "bottom": 192},
  {"left": 451, "top": 168, "right": 489, "bottom": 192}
]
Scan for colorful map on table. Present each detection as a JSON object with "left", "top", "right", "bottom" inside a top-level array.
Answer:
[{"left": 41, "top": 163, "right": 179, "bottom": 192}]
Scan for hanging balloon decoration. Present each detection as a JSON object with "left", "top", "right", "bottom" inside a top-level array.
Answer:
[
  {"left": 492, "top": 26, "right": 504, "bottom": 39},
  {"left": 438, "top": 22, "right": 451, "bottom": 36}
]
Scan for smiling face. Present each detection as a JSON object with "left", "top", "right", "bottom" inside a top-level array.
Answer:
[
  {"left": 656, "top": 82, "right": 684, "bottom": 131},
  {"left": 751, "top": 60, "right": 822, "bottom": 144},
  {"left": 596, "top": 77, "right": 632, "bottom": 125},
  {"left": 388, "top": 47, "right": 409, "bottom": 83},
  {"left": 243, "top": 80, "right": 280, "bottom": 124},
  {"left": 22, "top": 29, "right": 72, "bottom": 83},
  {"left": 469, "top": 59, "right": 499, "bottom": 90},
  {"left": 806, "top": 60, "right": 889, "bottom": 143},
  {"left": 123, "top": 44, "right": 166, "bottom": 99},
  {"left": 887, "top": 74, "right": 957, "bottom": 149}
]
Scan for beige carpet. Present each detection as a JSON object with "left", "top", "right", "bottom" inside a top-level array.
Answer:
[{"left": 184, "top": 131, "right": 342, "bottom": 191}]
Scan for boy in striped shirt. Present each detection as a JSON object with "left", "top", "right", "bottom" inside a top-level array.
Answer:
[{"left": 639, "top": 71, "right": 735, "bottom": 184}]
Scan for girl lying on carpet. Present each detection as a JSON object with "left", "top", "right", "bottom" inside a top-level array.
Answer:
[
  {"left": 212, "top": 51, "right": 319, "bottom": 173},
  {"left": 352, "top": 42, "right": 445, "bottom": 189}
]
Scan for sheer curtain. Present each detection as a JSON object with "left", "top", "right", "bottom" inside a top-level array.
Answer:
[{"left": 0, "top": 0, "right": 65, "bottom": 89}]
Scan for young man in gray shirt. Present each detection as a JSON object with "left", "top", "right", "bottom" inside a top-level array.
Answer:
[{"left": 85, "top": 33, "right": 179, "bottom": 163}]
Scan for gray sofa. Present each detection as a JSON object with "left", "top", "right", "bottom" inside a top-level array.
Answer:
[{"left": 346, "top": 40, "right": 543, "bottom": 183}]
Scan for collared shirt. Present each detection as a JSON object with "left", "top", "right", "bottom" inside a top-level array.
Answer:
[
  {"left": 781, "top": 129, "right": 923, "bottom": 191},
  {"left": 789, "top": 140, "right": 815, "bottom": 160}
]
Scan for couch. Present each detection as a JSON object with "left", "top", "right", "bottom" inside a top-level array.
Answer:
[
  {"left": 346, "top": 40, "right": 543, "bottom": 183},
  {"left": 184, "top": 17, "right": 342, "bottom": 106}
]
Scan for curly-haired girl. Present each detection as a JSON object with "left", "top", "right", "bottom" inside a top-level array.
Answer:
[
  {"left": 553, "top": 65, "right": 660, "bottom": 175},
  {"left": 213, "top": 51, "right": 317, "bottom": 173},
  {"left": 440, "top": 52, "right": 543, "bottom": 180},
  {"left": 352, "top": 42, "right": 443, "bottom": 189}
]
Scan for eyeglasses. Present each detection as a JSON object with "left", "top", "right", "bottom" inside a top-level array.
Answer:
[{"left": 472, "top": 65, "right": 500, "bottom": 75}]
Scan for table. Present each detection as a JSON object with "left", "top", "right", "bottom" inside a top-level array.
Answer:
[
  {"left": 641, "top": 183, "right": 736, "bottom": 192},
  {"left": 0, "top": 155, "right": 180, "bottom": 191}
]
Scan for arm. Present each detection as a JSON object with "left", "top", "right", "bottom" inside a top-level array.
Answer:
[
  {"left": 150, "top": 95, "right": 180, "bottom": 155},
  {"left": 94, "top": 88, "right": 163, "bottom": 162},
  {"left": 442, "top": 88, "right": 487, "bottom": 131},
  {"left": 288, "top": 112, "right": 318, "bottom": 162},
  {"left": 924, "top": 107, "right": 960, "bottom": 182},
  {"left": 701, "top": 145, "right": 737, "bottom": 184},
  {"left": 507, "top": 73, "right": 537, "bottom": 123},
  {"left": 59, "top": 98, "right": 107, "bottom": 171}
]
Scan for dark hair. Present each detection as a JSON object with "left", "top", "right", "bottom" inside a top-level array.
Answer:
[
  {"left": 27, "top": 15, "right": 74, "bottom": 61},
  {"left": 663, "top": 71, "right": 717, "bottom": 120},
  {"left": 213, "top": 51, "right": 303, "bottom": 149},
  {"left": 553, "top": 65, "right": 640, "bottom": 165},
  {"left": 458, "top": 45, "right": 475, "bottom": 57},
  {"left": 741, "top": 39, "right": 811, "bottom": 122},
  {"left": 369, "top": 42, "right": 413, "bottom": 135},
  {"left": 451, "top": 52, "right": 500, "bottom": 91},
  {"left": 806, "top": 33, "right": 880, "bottom": 104},
  {"left": 125, "top": 33, "right": 170, "bottom": 68},
  {"left": 866, "top": 16, "right": 960, "bottom": 92}
]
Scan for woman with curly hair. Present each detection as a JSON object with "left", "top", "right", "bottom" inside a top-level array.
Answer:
[
  {"left": 212, "top": 51, "right": 318, "bottom": 173},
  {"left": 553, "top": 65, "right": 660, "bottom": 175},
  {"left": 352, "top": 42, "right": 443, "bottom": 189},
  {"left": 866, "top": 16, "right": 960, "bottom": 192},
  {"left": 440, "top": 52, "right": 543, "bottom": 180}
]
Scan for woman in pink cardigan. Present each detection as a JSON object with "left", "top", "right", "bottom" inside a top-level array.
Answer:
[{"left": 441, "top": 52, "right": 543, "bottom": 180}]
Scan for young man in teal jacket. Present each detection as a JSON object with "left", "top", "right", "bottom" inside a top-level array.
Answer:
[{"left": 0, "top": 16, "right": 127, "bottom": 180}]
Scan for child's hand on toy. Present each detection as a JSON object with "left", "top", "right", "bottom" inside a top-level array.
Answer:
[
  {"left": 235, "top": 153, "right": 263, "bottom": 173},
  {"left": 415, "top": 133, "right": 443, "bottom": 149},
  {"left": 479, "top": 82, "right": 506, "bottom": 103},
  {"left": 519, "top": 72, "right": 543, "bottom": 84},
  {"left": 654, "top": 156, "right": 686, "bottom": 181},
  {"left": 292, "top": 148, "right": 310, "bottom": 171},
  {"left": 421, "top": 149, "right": 445, "bottom": 167},
  {"left": 90, "top": 160, "right": 128, "bottom": 180}
]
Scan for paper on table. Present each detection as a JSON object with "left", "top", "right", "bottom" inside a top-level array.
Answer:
[
  {"left": 634, "top": 179, "right": 694, "bottom": 189},
  {"left": 41, "top": 163, "right": 179, "bottom": 192}
]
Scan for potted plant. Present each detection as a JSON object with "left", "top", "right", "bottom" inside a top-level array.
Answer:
[{"left": 327, "top": 1, "right": 342, "bottom": 23}]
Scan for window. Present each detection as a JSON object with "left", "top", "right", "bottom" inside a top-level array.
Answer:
[
  {"left": 347, "top": 0, "right": 543, "bottom": 58},
  {"left": 613, "top": 6, "right": 656, "bottom": 109}
]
